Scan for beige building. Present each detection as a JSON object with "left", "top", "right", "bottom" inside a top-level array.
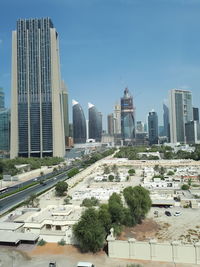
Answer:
[{"left": 11, "top": 18, "right": 65, "bottom": 158}]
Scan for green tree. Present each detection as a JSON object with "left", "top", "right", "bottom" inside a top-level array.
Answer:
[
  {"left": 108, "top": 193, "right": 124, "bottom": 224},
  {"left": 181, "top": 184, "right": 190, "bottom": 190},
  {"left": 167, "top": 170, "right": 174, "bottom": 176},
  {"left": 81, "top": 197, "right": 99, "bottom": 207},
  {"left": 98, "top": 204, "right": 112, "bottom": 234},
  {"left": 108, "top": 174, "right": 114, "bottom": 182},
  {"left": 73, "top": 208, "right": 105, "bottom": 253},
  {"left": 67, "top": 168, "right": 79, "bottom": 178},
  {"left": 123, "top": 186, "right": 152, "bottom": 225},
  {"left": 55, "top": 181, "right": 68, "bottom": 196},
  {"left": 128, "top": 169, "right": 136, "bottom": 176}
]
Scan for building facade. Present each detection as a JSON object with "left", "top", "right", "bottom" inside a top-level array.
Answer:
[
  {"left": 0, "top": 108, "right": 10, "bottom": 152},
  {"left": 185, "top": 121, "right": 200, "bottom": 144},
  {"left": 193, "top": 107, "right": 199, "bottom": 122},
  {"left": 72, "top": 100, "right": 86, "bottom": 144},
  {"left": 61, "top": 81, "right": 69, "bottom": 146},
  {"left": 11, "top": 18, "right": 65, "bottom": 158},
  {"left": 0, "top": 87, "right": 5, "bottom": 109},
  {"left": 121, "top": 88, "right": 135, "bottom": 145},
  {"left": 113, "top": 104, "right": 121, "bottom": 135},
  {"left": 169, "top": 89, "right": 193, "bottom": 143},
  {"left": 88, "top": 103, "right": 102, "bottom": 142},
  {"left": 107, "top": 113, "right": 114, "bottom": 135},
  {"left": 148, "top": 110, "right": 158, "bottom": 145},
  {"left": 163, "top": 103, "right": 170, "bottom": 141}
]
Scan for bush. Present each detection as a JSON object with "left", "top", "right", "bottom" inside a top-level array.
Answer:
[
  {"left": 58, "top": 238, "right": 66, "bottom": 246},
  {"left": 128, "top": 169, "right": 135, "bottom": 175},
  {"left": 181, "top": 184, "right": 190, "bottom": 190},
  {"left": 81, "top": 197, "right": 99, "bottom": 207},
  {"left": 108, "top": 174, "right": 114, "bottom": 182},
  {"left": 37, "top": 239, "right": 46, "bottom": 246}
]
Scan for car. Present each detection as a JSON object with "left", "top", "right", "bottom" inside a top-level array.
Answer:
[
  {"left": 76, "top": 262, "right": 95, "bottom": 267},
  {"left": 174, "top": 211, "right": 181, "bottom": 216},
  {"left": 165, "top": 211, "right": 171, "bottom": 216},
  {"left": 49, "top": 262, "right": 56, "bottom": 267}
]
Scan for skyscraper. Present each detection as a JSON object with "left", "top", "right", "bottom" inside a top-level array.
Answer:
[
  {"left": 148, "top": 110, "right": 158, "bottom": 145},
  {"left": 0, "top": 108, "right": 10, "bottom": 152},
  {"left": 61, "top": 81, "right": 69, "bottom": 144},
  {"left": 193, "top": 107, "right": 199, "bottom": 122},
  {"left": 11, "top": 18, "right": 65, "bottom": 158},
  {"left": 136, "top": 121, "right": 144, "bottom": 133},
  {"left": 0, "top": 87, "right": 5, "bottom": 109},
  {"left": 107, "top": 113, "right": 114, "bottom": 135},
  {"left": 169, "top": 89, "right": 193, "bottom": 143},
  {"left": 121, "top": 88, "right": 135, "bottom": 145},
  {"left": 72, "top": 100, "right": 86, "bottom": 144},
  {"left": 113, "top": 104, "right": 121, "bottom": 135},
  {"left": 88, "top": 103, "right": 102, "bottom": 142},
  {"left": 163, "top": 102, "right": 170, "bottom": 141}
]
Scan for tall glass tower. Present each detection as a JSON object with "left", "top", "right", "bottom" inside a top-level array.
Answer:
[
  {"left": 121, "top": 88, "right": 135, "bottom": 145},
  {"left": 169, "top": 89, "right": 193, "bottom": 143},
  {"left": 72, "top": 100, "right": 86, "bottom": 144},
  {"left": 11, "top": 18, "right": 65, "bottom": 158},
  {"left": 88, "top": 103, "right": 102, "bottom": 142},
  {"left": 0, "top": 87, "right": 5, "bottom": 109},
  {"left": 148, "top": 110, "right": 158, "bottom": 145}
]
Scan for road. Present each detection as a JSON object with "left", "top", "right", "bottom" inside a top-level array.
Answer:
[{"left": 0, "top": 170, "right": 69, "bottom": 214}]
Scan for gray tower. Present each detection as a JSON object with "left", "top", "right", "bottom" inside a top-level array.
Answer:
[
  {"left": 11, "top": 18, "right": 65, "bottom": 158},
  {"left": 121, "top": 88, "right": 135, "bottom": 145},
  {"left": 148, "top": 110, "right": 158, "bottom": 145}
]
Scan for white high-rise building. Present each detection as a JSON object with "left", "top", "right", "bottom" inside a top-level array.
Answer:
[
  {"left": 11, "top": 18, "right": 65, "bottom": 158},
  {"left": 113, "top": 104, "right": 121, "bottom": 134},
  {"left": 169, "top": 89, "right": 193, "bottom": 144}
]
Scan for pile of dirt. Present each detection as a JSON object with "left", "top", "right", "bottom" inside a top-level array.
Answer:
[{"left": 118, "top": 219, "right": 159, "bottom": 241}]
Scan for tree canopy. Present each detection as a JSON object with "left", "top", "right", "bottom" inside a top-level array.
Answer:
[
  {"left": 123, "top": 186, "right": 152, "bottom": 224},
  {"left": 55, "top": 181, "right": 68, "bottom": 196},
  {"left": 73, "top": 207, "right": 105, "bottom": 253}
]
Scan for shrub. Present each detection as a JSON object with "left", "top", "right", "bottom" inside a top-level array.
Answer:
[
  {"left": 58, "top": 238, "right": 66, "bottom": 246},
  {"left": 181, "top": 184, "right": 190, "bottom": 190},
  {"left": 37, "top": 239, "right": 46, "bottom": 246}
]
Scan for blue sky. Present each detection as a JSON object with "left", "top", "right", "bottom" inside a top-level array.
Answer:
[{"left": 1, "top": 0, "right": 200, "bottom": 129}]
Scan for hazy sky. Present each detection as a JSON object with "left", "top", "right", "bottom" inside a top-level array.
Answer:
[{"left": 1, "top": 0, "right": 200, "bottom": 129}]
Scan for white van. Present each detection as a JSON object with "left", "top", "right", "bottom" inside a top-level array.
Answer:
[{"left": 76, "top": 262, "right": 95, "bottom": 267}]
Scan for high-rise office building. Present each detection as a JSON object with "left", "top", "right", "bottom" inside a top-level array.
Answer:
[
  {"left": 0, "top": 87, "right": 5, "bottom": 109},
  {"left": 185, "top": 121, "right": 200, "bottom": 144},
  {"left": 193, "top": 107, "right": 199, "bottom": 122},
  {"left": 113, "top": 104, "right": 121, "bottom": 135},
  {"left": 121, "top": 88, "right": 135, "bottom": 145},
  {"left": 169, "top": 89, "right": 193, "bottom": 143},
  {"left": 107, "top": 113, "right": 114, "bottom": 135},
  {"left": 148, "top": 110, "right": 158, "bottom": 145},
  {"left": 72, "top": 100, "right": 86, "bottom": 144},
  {"left": 163, "top": 103, "right": 170, "bottom": 140},
  {"left": 0, "top": 108, "right": 10, "bottom": 151},
  {"left": 61, "top": 81, "right": 69, "bottom": 143},
  {"left": 136, "top": 121, "right": 144, "bottom": 133},
  {"left": 88, "top": 103, "right": 102, "bottom": 142},
  {"left": 11, "top": 18, "right": 65, "bottom": 158}
]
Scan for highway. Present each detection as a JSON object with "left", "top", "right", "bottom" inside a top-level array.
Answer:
[{"left": 0, "top": 169, "right": 70, "bottom": 215}]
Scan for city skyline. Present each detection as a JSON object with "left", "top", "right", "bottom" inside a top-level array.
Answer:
[{"left": 1, "top": 0, "right": 200, "bottom": 128}]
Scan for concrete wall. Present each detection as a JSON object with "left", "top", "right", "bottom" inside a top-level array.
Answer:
[{"left": 107, "top": 236, "right": 200, "bottom": 265}]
